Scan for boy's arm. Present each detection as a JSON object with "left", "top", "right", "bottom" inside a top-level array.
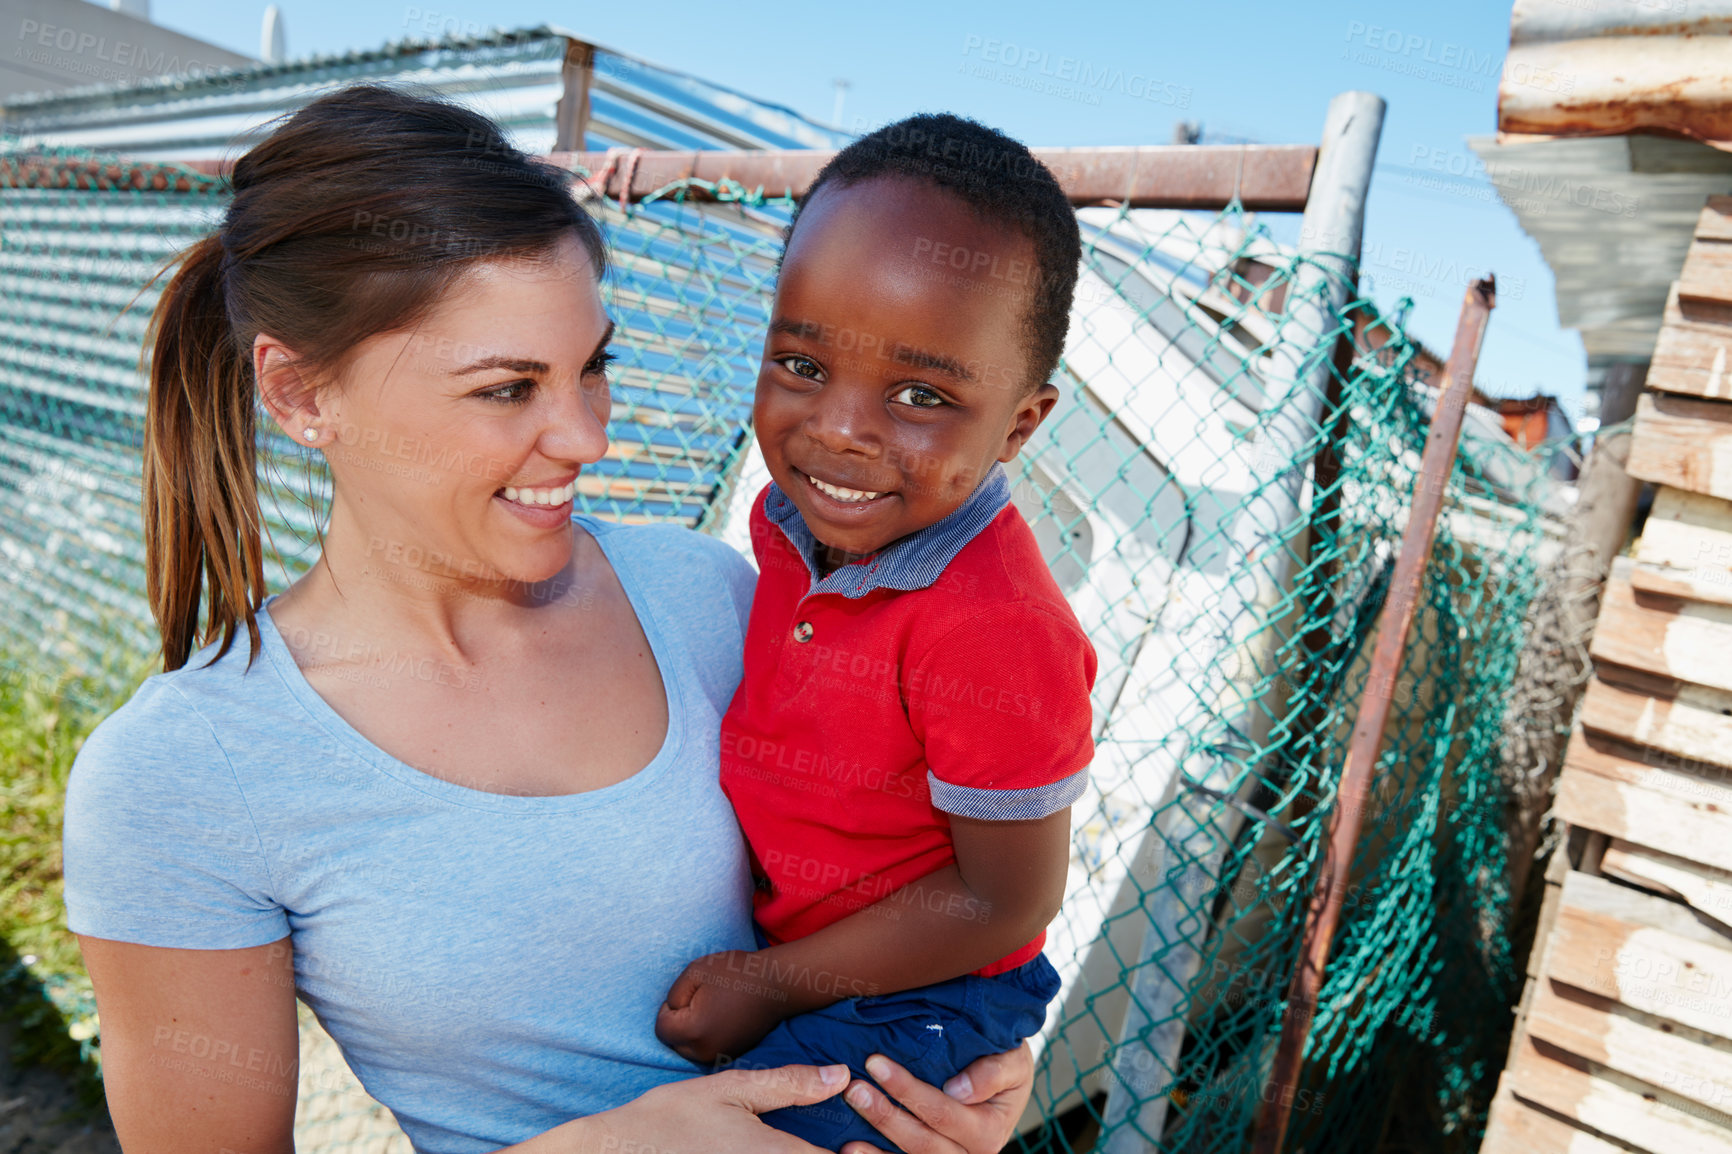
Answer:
[{"left": 655, "top": 809, "right": 1071, "bottom": 1065}]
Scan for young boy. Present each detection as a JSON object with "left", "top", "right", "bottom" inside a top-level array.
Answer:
[{"left": 654, "top": 113, "right": 1097, "bottom": 1152}]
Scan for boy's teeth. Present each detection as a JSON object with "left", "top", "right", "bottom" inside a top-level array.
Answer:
[
  {"left": 502, "top": 481, "right": 576, "bottom": 507},
  {"left": 808, "top": 474, "right": 881, "bottom": 503}
]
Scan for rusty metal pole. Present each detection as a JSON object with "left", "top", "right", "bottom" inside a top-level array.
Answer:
[{"left": 1252, "top": 275, "right": 1498, "bottom": 1154}]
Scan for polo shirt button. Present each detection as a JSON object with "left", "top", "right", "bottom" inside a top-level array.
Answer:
[{"left": 792, "top": 622, "right": 814, "bottom": 643}]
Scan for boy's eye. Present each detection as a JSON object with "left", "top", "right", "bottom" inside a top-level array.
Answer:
[
  {"left": 890, "top": 384, "right": 945, "bottom": 409},
  {"left": 775, "top": 354, "right": 825, "bottom": 382}
]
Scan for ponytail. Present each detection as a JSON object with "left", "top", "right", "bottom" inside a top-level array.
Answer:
[{"left": 143, "top": 235, "right": 265, "bottom": 672}]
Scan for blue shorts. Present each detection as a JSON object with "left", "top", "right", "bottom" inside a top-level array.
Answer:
[{"left": 719, "top": 945, "right": 1061, "bottom": 1154}]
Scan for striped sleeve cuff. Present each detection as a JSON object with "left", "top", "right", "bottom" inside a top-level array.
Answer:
[{"left": 927, "top": 765, "right": 1089, "bottom": 820}]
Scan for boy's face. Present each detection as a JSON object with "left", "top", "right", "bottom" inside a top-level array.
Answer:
[{"left": 754, "top": 175, "right": 1059, "bottom": 564}]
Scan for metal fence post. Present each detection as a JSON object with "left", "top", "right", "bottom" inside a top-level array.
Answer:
[
  {"left": 1254, "top": 275, "right": 1497, "bottom": 1154},
  {"left": 1097, "top": 89, "right": 1384, "bottom": 1153}
]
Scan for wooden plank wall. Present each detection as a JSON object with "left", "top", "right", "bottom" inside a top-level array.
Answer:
[{"left": 1482, "top": 196, "right": 1732, "bottom": 1153}]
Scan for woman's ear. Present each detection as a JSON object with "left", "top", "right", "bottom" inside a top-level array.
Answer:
[
  {"left": 998, "top": 383, "right": 1059, "bottom": 463},
  {"left": 254, "top": 333, "right": 329, "bottom": 448}
]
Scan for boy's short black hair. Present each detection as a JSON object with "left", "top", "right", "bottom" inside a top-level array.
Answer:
[{"left": 785, "top": 113, "right": 1081, "bottom": 393}]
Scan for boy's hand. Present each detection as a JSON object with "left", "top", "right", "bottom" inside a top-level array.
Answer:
[{"left": 655, "top": 950, "right": 793, "bottom": 1066}]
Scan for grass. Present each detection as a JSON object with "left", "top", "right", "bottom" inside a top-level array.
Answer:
[{"left": 0, "top": 649, "right": 147, "bottom": 1104}]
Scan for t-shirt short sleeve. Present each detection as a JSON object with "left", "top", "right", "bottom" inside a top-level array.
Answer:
[
  {"left": 63, "top": 679, "right": 287, "bottom": 949},
  {"left": 715, "top": 535, "right": 757, "bottom": 638},
  {"left": 907, "top": 603, "right": 1097, "bottom": 821}
]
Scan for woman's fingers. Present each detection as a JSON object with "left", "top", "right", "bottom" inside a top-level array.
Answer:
[
  {"left": 840, "top": 1058, "right": 968, "bottom": 1154},
  {"left": 710, "top": 1063, "right": 852, "bottom": 1114},
  {"left": 946, "top": 1041, "right": 1033, "bottom": 1105},
  {"left": 590, "top": 1068, "right": 841, "bottom": 1154}
]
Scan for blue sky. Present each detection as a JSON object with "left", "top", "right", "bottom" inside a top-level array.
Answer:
[{"left": 148, "top": 0, "right": 1586, "bottom": 422}]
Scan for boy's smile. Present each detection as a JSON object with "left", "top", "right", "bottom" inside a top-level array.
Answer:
[{"left": 754, "top": 174, "right": 1058, "bottom": 568}]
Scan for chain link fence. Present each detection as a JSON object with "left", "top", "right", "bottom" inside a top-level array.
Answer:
[{"left": 0, "top": 147, "right": 1577, "bottom": 1152}]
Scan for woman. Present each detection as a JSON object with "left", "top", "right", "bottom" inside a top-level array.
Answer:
[{"left": 62, "top": 85, "right": 1034, "bottom": 1153}]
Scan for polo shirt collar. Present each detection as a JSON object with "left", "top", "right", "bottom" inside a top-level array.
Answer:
[{"left": 765, "top": 463, "right": 1012, "bottom": 599}]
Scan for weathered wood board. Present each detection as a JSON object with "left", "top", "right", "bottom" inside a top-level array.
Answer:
[
  {"left": 1602, "top": 840, "right": 1732, "bottom": 929},
  {"left": 1631, "top": 486, "right": 1732, "bottom": 605},
  {"left": 1648, "top": 285, "right": 1732, "bottom": 402},
  {"left": 1579, "top": 668, "right": 1732, "bottom": 774},
  {"left": 1695, "top": 197, "right": 1732, "bottom": 245},
  {"left": 1545, "top": 872, "right": 1732, "bottom": 1045},
  {"left": 1555, "top": 731, "right": 1732, "bottom": 874},
  {"left": 1506, "top": 1035, "right": 1732, "bottom": 1153},
  {"left": 1589, "top": 575, "right": 1732, "bottom": 693},
  {"left": 1679, "top": 201, "right": 1732, "bottom": 307},
  {"left": 1527, "top": 977, "right": 1732, "bottom": 1117},
  {"left": 1483, "top": 1082, "right": 1635, "bottom": 1153},
  {"left": 1627, "top": 393, "right": 1732, "bottom": 501}
]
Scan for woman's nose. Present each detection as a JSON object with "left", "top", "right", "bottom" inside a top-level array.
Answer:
[{"left": 539, "top": 374, "right": 611, "bottom": 464}]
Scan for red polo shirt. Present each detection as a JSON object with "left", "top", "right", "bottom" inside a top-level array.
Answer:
[{"left": 719, "top": 466, "right": 1097, "bottom": 977}]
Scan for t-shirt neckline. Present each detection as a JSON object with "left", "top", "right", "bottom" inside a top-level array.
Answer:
[{"left": 253, "top": 516, "right": 687, "bottom": 815}]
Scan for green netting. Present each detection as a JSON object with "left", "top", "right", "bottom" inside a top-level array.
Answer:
[{"left": 0, "top": 145, "right": 1578, "bottom": 1153}]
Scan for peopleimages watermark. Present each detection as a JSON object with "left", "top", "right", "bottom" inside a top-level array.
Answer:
[
  {"left": 959, "top": 35, "right": 1192, "bottom": 109},
  {"left": 1341, "top": 21, "right": 1573, "bottom": 96},
  {"left": 1359, "top": 239, "right": 1525, "bottom": 302},
  {"left": 402, "top": 6, "right": 496, "bottom": 39},
  {"left": 1400, "top": 145, "right": 1641, "bottom": 219},
  {"left": 15, "top": 19, "right": 228, "bottom": 86}
]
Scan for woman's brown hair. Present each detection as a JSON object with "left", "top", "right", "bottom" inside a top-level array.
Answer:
[{"left": 143, "top": 84, "right": 607, "bottom": 672}]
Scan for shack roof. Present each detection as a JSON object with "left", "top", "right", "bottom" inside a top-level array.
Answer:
[
  {"left": 0, "top": 25, "right": 845, "bottom": 158},
  {"left": 1468, "top": 0, "right": 1732, "bottom": 416}
]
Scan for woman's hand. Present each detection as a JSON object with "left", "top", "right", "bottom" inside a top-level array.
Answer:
[
  {"left": 509, "top": 1063, "right": 850, "bottom": 1153},
  {"left": 839, "top": 1043, "right": 1035, "bottom": 1154}
]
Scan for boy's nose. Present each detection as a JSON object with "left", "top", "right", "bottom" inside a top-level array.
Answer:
[{"left": 803, "top": 394, "right": 880, "bottom": 458}]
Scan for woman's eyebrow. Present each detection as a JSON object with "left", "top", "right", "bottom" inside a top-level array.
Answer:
[
  {"left": 450, "top": 321, "right": 616, "bottom": 376},
  {"left": 452, "top": 355, "right": 550, "bottom": 376}
]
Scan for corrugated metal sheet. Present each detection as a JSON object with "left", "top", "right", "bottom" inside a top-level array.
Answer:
[
  {"left": 0, "top": 28, "right": 842, "bottom": 670},
  {"left": 1467, "top": 133, "right": 1732, "bottom": 373},
  {"left": 0, "top": 26, "right": 844, "bottom": 157},
  {"left": 1501, "top": 0, "right": 1732, "bottom": 150}
]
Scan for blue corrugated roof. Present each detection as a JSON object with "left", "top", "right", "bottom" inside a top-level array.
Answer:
[{"left": 0, "top": 27, "right": 837, "bottom": 674}]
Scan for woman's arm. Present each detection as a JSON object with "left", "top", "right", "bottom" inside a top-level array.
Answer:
[
  {"left": 81, "top": 933, "right": 1029, "bottom": 1154},
  {"left": 79, "top": 935, "right": 301, "bottom": 1154},
  {"left": 83, "top": 932, "right": 843, "bottom": 1154}
]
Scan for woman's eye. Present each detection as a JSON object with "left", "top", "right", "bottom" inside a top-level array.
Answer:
[
  {"left": 890, "top": 384, "right": 945, "bottom": 409},
  {"left": 483, "top": 379, "right": 535, "bottom": 403},
  {"left": 776, "top": 354, "right": 825, "bottom": 382},
  {"left": 585, "top": 350, "right": 617, "bottom": 377}
]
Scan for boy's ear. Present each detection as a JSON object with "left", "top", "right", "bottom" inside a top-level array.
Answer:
[{"left": 997, "top": 383, "right": 1059, "bottom": 463}]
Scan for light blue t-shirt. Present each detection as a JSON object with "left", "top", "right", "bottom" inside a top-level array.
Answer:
[{"left": 63, "top": 518, "right": 760, "bottom": 1153}]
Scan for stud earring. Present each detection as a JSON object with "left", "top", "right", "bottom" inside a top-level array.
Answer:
[{"left": 303, "top": 427, "right": 319, "bottom": 442}]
